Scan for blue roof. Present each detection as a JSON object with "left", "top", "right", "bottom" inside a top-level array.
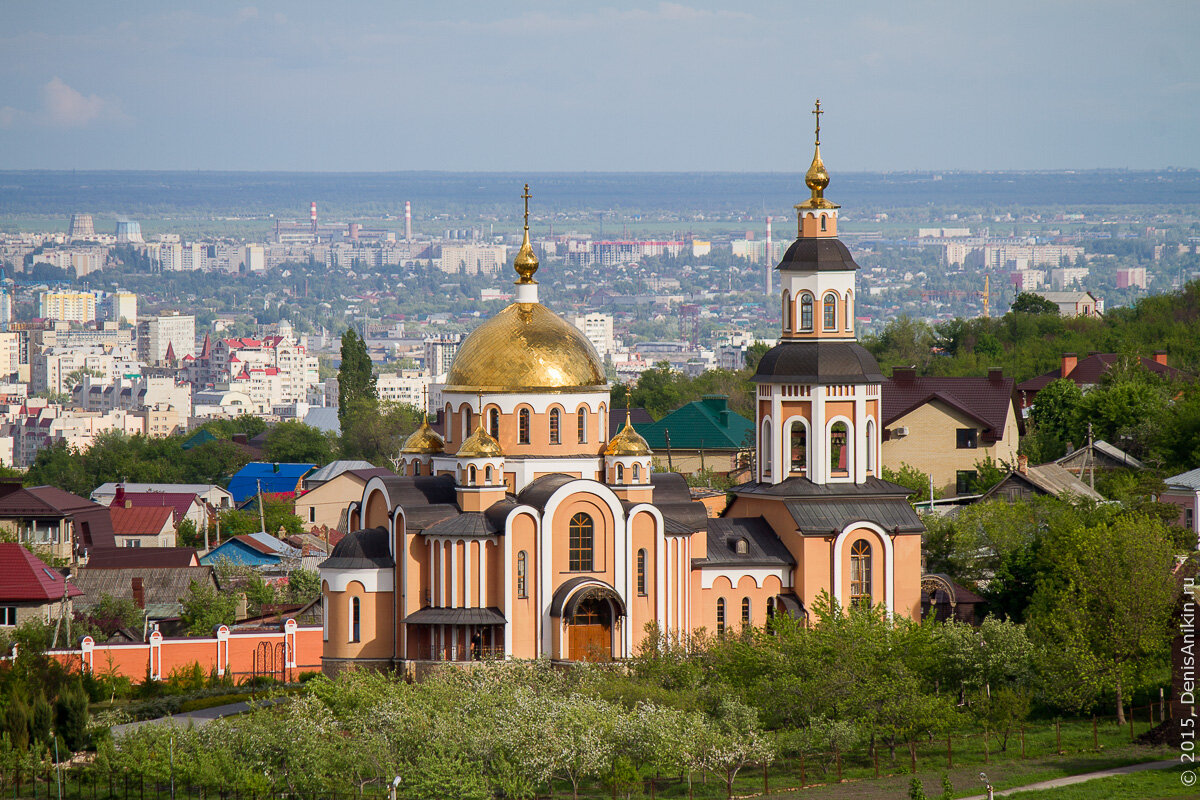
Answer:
[
  {"left": 227, "top": 462, "right": 315, "bottom": 502},
  {"left": 198, "top": 538, "right": 280, "bottom": 567}
]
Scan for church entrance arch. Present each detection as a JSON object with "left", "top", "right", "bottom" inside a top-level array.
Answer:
[{"left": 550, "top": 577, "right": 627, "bottom": 662}]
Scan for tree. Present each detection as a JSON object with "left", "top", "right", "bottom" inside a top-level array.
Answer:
[
  {"left": 338, "top": 329, "right": 376, "bottom": 437},
  {"left": 744, "top": 341, "right": 770, "bottom": 370},
  {"left": 882, "top": 463, "right": 941, "bottom": 504},
  {"left": 698, "top": 696, "right": 773, "bottom": 798},
  {"left": 1028, "top": 378, "right": 1084, "bottom": 450},
  {"left": 340, "top": 401, "right": 421, "bottom": 464},
  {"left": 1027, "top": 514, "right": 1178, "bottom": 721},
  {"left": 264, "top": 421, "right": 337, "bottom": 465},
  {"left": 180, "top": 580, "right": 239, "bottom": 636},
  {"left": 1010, "top": 292, "right": 1059, "bottom": 315}
]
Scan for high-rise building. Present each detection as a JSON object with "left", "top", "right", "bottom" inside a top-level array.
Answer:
[
  {"left": 0, "top": 289, "right": 11, "bottom": 330},
  {"left": 137, "top": 312, "right": 195, "bottom": 364},
  {"left": 105, "top": 292, "right": 138, "bottom": 326},
  {"left": 571, "top": 313, "right": 615, "bottom": 358},
  {"left": 423, "top": 334, "right": 461, "bottom": 376},
  {"left": 115, "top": 221, "right": 144, "bottom": 244},
  {"left": 38, "top": 291, "right": 99, "bottom": 324}
]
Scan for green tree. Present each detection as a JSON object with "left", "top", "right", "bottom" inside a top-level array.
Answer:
[
  {"left": 1010, "top": 292, "right": 1059, "bottom": 315},
  {"left": 341, "top": 401, "right": 421, "bottom": 464},
  {"left": 1027, "top": 514, "right": 1179, "bottom": 721},
  {"left": 338, "top": 329, "right": 376, "bottom": 437},
  {"left": 1028, "top": 378, "right": 1084, "bottom": 452},
  {"left": 743, "top": 341, "right": 770, "bottom": 370},
  {"left": 882, "top": 463, "right": 941, "bottom": 504},
  {"left": 180, "top": 581, "right": 239, "bottom": 636},
  {"left": 264, "top": 421, "right": 337, "bottom": 465}
]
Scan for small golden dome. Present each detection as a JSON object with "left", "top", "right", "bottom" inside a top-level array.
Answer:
[
  {"left": 400, "top": 415, "right": 444, "bottom": 454},
  {"left": 456, "top": 423, "right": 504, "bottom": 459},
  {"left": 795, "top": 98, "right": 839, "bottom": 211},
  {"left": 605, "top": 412, "right": 652, "bottom": 457},
  {"left": 513, "top": 183, "right": 539, "bottom": 284},
  {"left": 444, "top": 302, "right": 606, "bottom": 393}
]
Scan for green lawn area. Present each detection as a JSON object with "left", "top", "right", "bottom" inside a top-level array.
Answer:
[{"left": 998, "top": 764, "right": 1192, "bottom": 799}]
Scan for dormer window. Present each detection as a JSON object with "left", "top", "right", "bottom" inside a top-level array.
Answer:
[{"left": 735, "top": 538, "right": 749, "bottom": 555}]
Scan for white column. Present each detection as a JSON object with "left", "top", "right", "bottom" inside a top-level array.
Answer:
[
  {"left": 812, "top": 386, "right": 827, "bottom": 484},
  {"left": 464, "top": 540, "right": 472, "bottom": 607},
  {"left": 450, "top": 541, "right": 459, "bottom": 608},
  {"left": 770, "top": 387, "right": 783, "bottom": 484},
  {"left": 854, "top": 388, "right": 867, "bottom": 483}
]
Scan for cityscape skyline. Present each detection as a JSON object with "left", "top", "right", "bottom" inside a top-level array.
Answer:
[{"left": 1, "top": 1, "right": 1197, "bottom": 172}]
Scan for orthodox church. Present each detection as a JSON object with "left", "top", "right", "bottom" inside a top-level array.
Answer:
[{"left": 319, "top": 105, "right": 925, "bottom": 671}]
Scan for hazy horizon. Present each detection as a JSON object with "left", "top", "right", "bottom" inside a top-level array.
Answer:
[{"left": 2, "top": 2, "right": 1198, "bottom": 173}]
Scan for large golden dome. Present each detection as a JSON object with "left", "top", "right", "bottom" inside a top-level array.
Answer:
[{"left": 444, "top": 302, "right": 606, "bottom": 393}]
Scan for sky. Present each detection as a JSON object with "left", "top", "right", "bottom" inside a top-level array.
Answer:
[{"left": 0, "top": 1, "right": 1197, "bottom": 172}]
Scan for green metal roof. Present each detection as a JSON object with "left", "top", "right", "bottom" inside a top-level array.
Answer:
[{"left": 635, "top": 395, "right": 754, "bottom": 451}]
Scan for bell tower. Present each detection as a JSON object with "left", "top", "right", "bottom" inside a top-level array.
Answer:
[{"left": 751, "top": 100, "right": 883, "bottom": 486}]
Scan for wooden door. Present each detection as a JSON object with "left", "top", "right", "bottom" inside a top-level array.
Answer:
[{"left": 568, "top": 598, "right": 612, "bottom": 661}]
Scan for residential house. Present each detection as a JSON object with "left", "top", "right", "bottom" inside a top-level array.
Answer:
[
  {"left": 0, "top": 480, "right": 116, "bottom": 562},
  {"left": 295, "top": 467, "right": 394, "bottom": 530},
  {"left": 96, "top": 487, "right": 210, "bottom": 530},
  {"left": 302, "top": 460, "right": 377, "bottom": 491},
  {"left": 0, "top": 543, "right": 82, "bottom": 628},
  {"left": 634, "top": 395, "right": 754, "bottom": 474},
  {"left": 72, "top": 565, "right": 217, "bottom": 627},
  {"left": 85, "top": 548, "right": 199, "bottom": 568},
  {"left": 1032, "top": 290, "right": 1102, "bottom": 317},
  {"left": 1161, "top": 468, "right": 1200, "bottom": 549},
  {"left": 881, "top": 368, "right": 1021, "bottom": 497},
  {"left": 91, "top": 482, "right": 234, "bottom": 511},
  {"left": 1054, "top": 440, "right": 1144, "bottom": 477},
  {"left": 1016, "top": 352, "right": 1190, "bottom": 413},
  {"left": 198, "top": 532, "right": 300, "bottom": 568},
  {"left": 227, "top": 462, "right": 315, "bottom": 503},
  {"left": 109, "top": 505, "right": 176, "bottom": 548},
  {"left": 978, "top": 455, "right": 1105, "bottom": 503}
]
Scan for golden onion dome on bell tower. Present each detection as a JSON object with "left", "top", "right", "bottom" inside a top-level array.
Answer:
[
  {"left": 796, "top": 98, "right": 839, "bottom": 212},
  {"left": 605, "top": 411, "right": 652, "bottom": 457},
  {"left": 400, "top": 413, "right": 444, "bottom": 455}
]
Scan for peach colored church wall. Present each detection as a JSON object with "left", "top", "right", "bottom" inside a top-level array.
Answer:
[
  {"left": 892, "top": 533, "right": 923, "bottom": 619},
  {"left": 697, "top": 574, "right": 783, "bottom": 633},
  {"left": 629, "top": 512, "right": 657, "bottom": 640},
  {"left": 509, "top": 512, "right": 539, "bottom": 659},
  {"left": 326, "top": 580, "right": 393, "bottom": 660},
  {"left": 50, "top": 625, "right": 322, "bottom": 684},
  {"left": 550, "top": 496, "right": 616, "bottom": 588},
  {"left": 837, "top": 527, "right": 887, "bottom": 609}
]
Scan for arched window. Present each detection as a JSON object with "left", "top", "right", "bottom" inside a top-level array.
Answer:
[
  {"left": 716, "top": 598, "right": 726, "bottom": 637},
  {"left": 632, "top": 463, "right": 641, "bottom": 482},
  {"left": 761, "top": 419, "right": 772, "bottom": 479},
  {"left": 549, "top": 408, "right": 560, "bottom": 444},
  {"left": 766, "top": 596, "right": 776, "bottom": 622},
  {"left": 845, "top": 290, "right": 853, "bottom": 331},
  {"left": 637, "top": 548, "right": 647, "bottom": 596},
  {"left": 467, "top": 465, "right": 477, "bottom": 486},
  {"left": 830, "top": 421, "right": 849, "bottom": 474},
  {"left": 485, "top": 464, "right": 494, "bottom": 484},
  {"left": 411, "top": 460, "right": 420, "bottom": 477},
  {"left": 741, "top": 597, "right": 751, "bottom": 627},
  {"left": 444, "top": 404, "right": 453, "bottom": 443},
  {"left": 350, "top": 597, "right": 361, "bottom": 643},
  {"left": 599, "top": 406, "right": 606, "bottom": 439},
  {"left": 850, "top": 539, "right": 872, "bottom": 608},
  {"left": 568, "top": 512, "right": 594, "bottom": 571},
  {"left": 516, "top": 551, "right": 527, "bottom": 598},
  {"left": 823, "top": 292, "right": 838, "bottom": 331},
  {"left": 820, "top": 214, "right": 827, "bottom": 232},
  {"left": 790, "top": 421, "right": 807, "bottom": 473},
  {"left": 577, "top": 408, "right": 588, "bottom": 443},
  {"left": 782, "top": 290, "right": 792, "bottom": 332},
  {"left": 616, "top": 463, "right": 625, "bottom": 483},
  {"left": 735, "top": 538, "right": 748, "bottom": 555},
  {"left": 800, "top": 293, "right": 814, "bottom": 331},
  {"left": 462, "top": 407, "right": 472, "bottom": 440},
  {"left": 488, "top": 407, "right": 500, "bottom": 439},
  {"left": 865, "top": 420, "right": 875, "bottom": 473},
  {"left": 518, "top": 408, "right": 531, "bottom": 444}
]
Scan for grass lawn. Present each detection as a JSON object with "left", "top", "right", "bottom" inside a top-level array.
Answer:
[{"left": 998, "top": 764, "right": 1193, "bottom": 799}]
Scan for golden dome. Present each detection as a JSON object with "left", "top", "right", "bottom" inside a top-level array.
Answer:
[
  {"left": 456, "top": 423, "right": 504, "bottom": 458},
  {"left": 400, "top": 415, "right": 444, "bottom": 454},
  {"left": 605, "top": 412, "right": 651, "bottom": 457},
  {"left": 795, "top": 98, "right": 839, "bottom": 211},
  {"left": 444, "top": 302, "right": 606, "bottom": 393},
  {"left": 513, "top": 183, "right": 539, "bottom": 283}
]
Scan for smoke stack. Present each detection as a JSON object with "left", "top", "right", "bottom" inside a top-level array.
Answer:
[
  {"left": 310, "top": 201, "right": 317, "bottom": 234},
  {"left": 765, "top": 216, "right": 773, "bottom": 296},
  {"left": 132, "top": 577, "right": 145, "bottom": 609},
  {"left": 405, "top": 201, "right": 412, "bottom": 241}
]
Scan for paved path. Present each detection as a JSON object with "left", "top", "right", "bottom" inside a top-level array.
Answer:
[
  {"left": 111, "top": 697, "right": 282, "bottom": 737},
  {"left": 959, "top": 758, "right": 1180, "bottom": 799}
]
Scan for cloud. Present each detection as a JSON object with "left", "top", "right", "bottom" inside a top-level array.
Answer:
[{"left": 0, "top": 77, "right": 121, "bottom": 129}]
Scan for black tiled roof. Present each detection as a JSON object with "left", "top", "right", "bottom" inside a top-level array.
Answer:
[
  {"left": 695, "top": 517, "right": 794, "bottom": 567},
  {"left": 783, "top": 497, "right": 925, "bottom": 535},
  {"left": 753, "top": 341, "right": 884, "bottom": 385},
  {"left": 776, "top": 238, "right": 860, "bottom": 273},
  {"left": 732, "top": 476, "right": 912, "bottom": 498},
  {"left": 404, "top": 606, "right": 505, "bottom": 625},
  {"left": 422, "top": 512, "right": 500, "bottom": 538},
  {"left": 319, "top": 526, "right": 393, "bottom": 569}
]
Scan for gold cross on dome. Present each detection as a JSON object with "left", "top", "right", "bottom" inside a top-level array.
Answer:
[
  {"left": 812, "top": 99, "right": 822, "bottom": 146},
  {"left": 521, "top": 183, "right": 532, "bottom": 230}
]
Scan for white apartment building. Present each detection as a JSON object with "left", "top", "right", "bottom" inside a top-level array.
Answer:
[
  {"left": 105, "top": 292, "right": 137, "bottom": 325},
  {"left": 6, "top": 406, "right": 146, "bottom": 468},
  {"left": 190, "top": 331, "right": 319, "bottom": 409},
  {"left": 159, "top": 242, "right": 184, "bottom": 271},
  {"left": 74, "top": 374, "right": 192, "bottom": 420},
  {"left": 182, "top": 242, "right": 206, "bottom": 271},
  {"left": 376, "top": 371, "right": 431, "bottom": 408},
  {"left": 423, "top": 334, "right": 460, "bottom": 376},
  {"left": 570, "top": 313, "right": 615, "bottom": 358},
  {"left": 34, "top": 343, "right": 140, "bottom": 395},
  {"left": 242, "top": 245, "right": 265, "bottom": 272},
  {"left": 137, "top": 313, "right": 195, "bottom": 364},
  {"left": 0, "top": 290, "right": 11, "bottom": 329}
]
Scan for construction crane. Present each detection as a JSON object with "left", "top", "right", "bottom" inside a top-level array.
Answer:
[{"left": 981, "top": 274, "right": 991, "bottom": 318}]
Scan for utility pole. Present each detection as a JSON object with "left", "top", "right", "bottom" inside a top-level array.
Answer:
[
  {"left": 257, "top": 479, "right": 266, "bottom": 534},
  {"left": 1087, "top": 422, "right": 1095, "bottom": 491}
]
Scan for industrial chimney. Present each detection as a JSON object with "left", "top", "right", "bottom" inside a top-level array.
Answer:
[
  {"left": 405, "top": 201, "right": 412, "bottom": 241},
  {"left": 765, "top": 216, "right": 773, "bottom": 296},
  {"left": 310, "top": 201, "right": 318, "bottom": 234}
]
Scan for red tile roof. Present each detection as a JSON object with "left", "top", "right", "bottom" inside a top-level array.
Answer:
[
  {"left": 0, "top": 543, "right": 82, "bottom": 601},
  {"left": 883, "top": 370, "right": 1019, "bottom": 442},
  {"left": 1017, "top": 353, "right": 1192, "bottom": 394},
  {"left": 116, "top": 492, "right": 202, "bottom": 525},
  {"left": 109, "top": 505, "right": 175, "bottom": 536}
]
